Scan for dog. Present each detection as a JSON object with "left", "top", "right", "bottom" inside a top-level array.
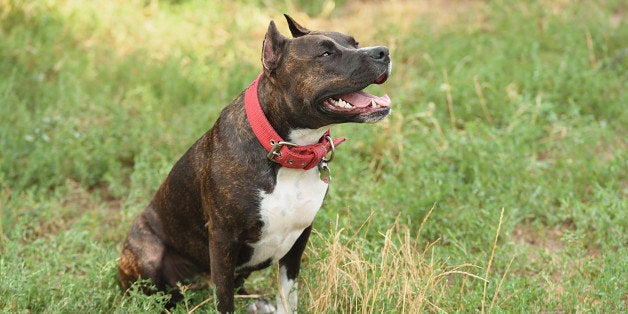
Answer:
[{"left": 118, "top": 14, "right": 391, "bottom": 313}]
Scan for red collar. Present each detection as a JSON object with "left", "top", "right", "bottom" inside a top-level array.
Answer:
[{"left": 244, "top": 73, "right": 345, "bottom": 170}]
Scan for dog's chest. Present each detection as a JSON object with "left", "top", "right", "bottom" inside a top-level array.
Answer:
[{"left": 243, "top": 167, "right": 327, "bottom": 268}]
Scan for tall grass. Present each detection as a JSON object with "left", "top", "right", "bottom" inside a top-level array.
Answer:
[{"left": 305, "top": 207, "right": 497, "bottom": 313}]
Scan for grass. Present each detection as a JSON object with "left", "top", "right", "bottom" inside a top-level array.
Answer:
[{"left": 1, "top": 0, "right": 626, "bottom": 312}]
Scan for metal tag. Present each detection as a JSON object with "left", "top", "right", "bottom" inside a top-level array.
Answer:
[{"left": 318, "top": 161, "right": 331, "bottom": 183}]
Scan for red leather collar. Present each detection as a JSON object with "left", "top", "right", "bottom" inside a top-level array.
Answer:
[{"left": 244, "top": 73, "right": 345, "bottom": 170}]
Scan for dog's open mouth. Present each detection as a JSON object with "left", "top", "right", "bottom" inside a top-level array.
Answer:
[
  {"left": 325, "top": 92, "right": 391, "bottom": 111},
  {"left": 323, "top": 72, "right": 391, "bottom": 113}
]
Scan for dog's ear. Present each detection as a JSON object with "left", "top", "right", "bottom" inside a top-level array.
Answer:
[
  {"left": 262, "top": 21, "right": 287, "bottom": 73},
  {"left": 284, "top": 14, "right": 310, "bottom": 38}
]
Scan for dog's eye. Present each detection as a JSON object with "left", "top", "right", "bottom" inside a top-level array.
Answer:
[{"left": 319, "top": 51, "right": 332, "bottom": 57}]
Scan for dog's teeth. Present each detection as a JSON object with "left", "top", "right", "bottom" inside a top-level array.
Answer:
[
  {"left": 331, "top": 98, "right": 356, "bottom": 109},
  {"left": 370, "top": 100, "right": 377, "bottom": 108},
  {"left": 335, "top": 99, "right": 352, "bottom": 108}
]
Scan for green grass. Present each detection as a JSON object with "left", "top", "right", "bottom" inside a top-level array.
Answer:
[{"left": 1, "top": 0, "right": 626, "bottom": 312}]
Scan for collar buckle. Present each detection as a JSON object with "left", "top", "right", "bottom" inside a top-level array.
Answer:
[{"left": 267, "top": 139, "right": 297, "bottom": 162}]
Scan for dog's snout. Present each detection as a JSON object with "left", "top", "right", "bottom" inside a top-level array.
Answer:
[{"left": 361, "top": 46, "right": 389, "bottom": 61}]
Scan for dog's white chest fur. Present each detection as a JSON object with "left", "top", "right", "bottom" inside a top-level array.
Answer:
[
  {"left": 246, "top": 167, "right": 327, "bottom": 267},
  {"left": 243, "top": 128, "right": 330, "bottom": 268}
]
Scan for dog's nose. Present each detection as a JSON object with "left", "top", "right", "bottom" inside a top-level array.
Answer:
[{"left": 360, "top": 46, "right": 389, "bottom": 61}]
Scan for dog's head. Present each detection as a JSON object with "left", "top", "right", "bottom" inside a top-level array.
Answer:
[{"left": 261, "top": 14, "right": 391, "bottom": 128}]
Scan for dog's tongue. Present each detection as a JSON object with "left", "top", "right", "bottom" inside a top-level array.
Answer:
[{"left": 338, "top": 91, "right": 391, "bottom": 108}]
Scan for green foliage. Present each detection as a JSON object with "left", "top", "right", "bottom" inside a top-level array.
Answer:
[{"left": 1, "top": 0, "right": 626, "bottom": 312}]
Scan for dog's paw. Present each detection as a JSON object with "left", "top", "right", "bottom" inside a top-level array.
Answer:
[{"left": 246, "top": 298, "right": 276, "bottom": 314}]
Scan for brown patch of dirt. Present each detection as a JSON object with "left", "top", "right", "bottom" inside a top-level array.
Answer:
[
  {"left": 23, "top": 180, "right": 123, "bottom": 242},
  {"left": 512, "top": 219, "right": 575, "bottom": 254},
  {"left": 511, "top": 219, "right": 603, "bottom": 305}
]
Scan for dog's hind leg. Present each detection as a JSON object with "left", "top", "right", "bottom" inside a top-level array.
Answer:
[{"left": 118, "top": 211, "right": 166, "bottom": 294}]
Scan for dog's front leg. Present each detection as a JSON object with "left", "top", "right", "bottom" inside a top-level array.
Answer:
[
  {"left": 209, "top": 232, "right": 238, "bottom": 313},
  {"left": 276, "top": 225, "right": 312, "bottom": 314}
]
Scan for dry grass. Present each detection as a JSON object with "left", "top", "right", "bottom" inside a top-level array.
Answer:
[{"left": 303, "top": 205, "right": 508, "bottom": 313}]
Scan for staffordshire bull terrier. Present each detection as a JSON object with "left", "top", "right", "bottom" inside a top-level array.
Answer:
[{"left": 118, "top": 14, "right": 392, "bottom": 313}]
